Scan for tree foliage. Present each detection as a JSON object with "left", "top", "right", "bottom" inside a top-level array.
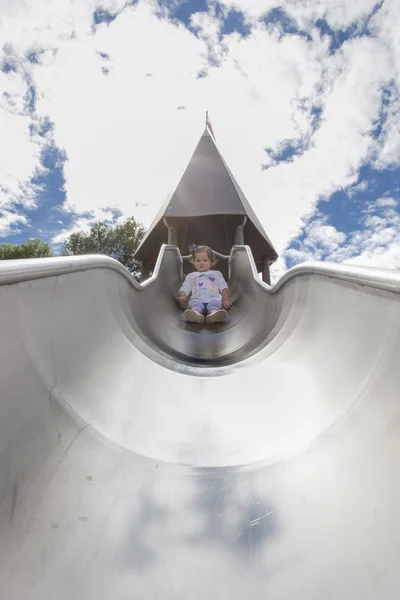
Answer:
[
  {"left": 0, "top": 238, "right": 52, "bottom": 260},
  {"left": 62, "top": 217, "right": 146, "bottom": 272}
]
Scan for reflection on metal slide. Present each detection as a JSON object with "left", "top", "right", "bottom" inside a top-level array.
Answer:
[{"left": 1, "top": 245, "right": 400, "bottom": 599}]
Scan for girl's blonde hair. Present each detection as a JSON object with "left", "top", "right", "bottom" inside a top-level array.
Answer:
[{"left": 189, "top": 245, "right": 217, "bottom": 265}]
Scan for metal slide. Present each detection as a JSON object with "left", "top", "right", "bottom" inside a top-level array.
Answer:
[{"left": 1, "top": 245, "right": 400, "bottom": 599}]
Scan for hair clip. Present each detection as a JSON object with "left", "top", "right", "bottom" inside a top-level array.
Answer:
[{"left": 188, "top": 243, "right": 197, "bottom": 252}]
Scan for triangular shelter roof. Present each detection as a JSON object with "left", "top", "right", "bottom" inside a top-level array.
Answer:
[{"left": 135, "top": 125, "right": 278, "bottom": 265}]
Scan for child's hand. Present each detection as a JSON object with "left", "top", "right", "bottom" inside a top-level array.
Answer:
[
  {"left": 222, "top": 300, "right": 232, "bottom": 310},
  {"left": 177, "top": 295, "right": 188, "bottom": 305}
]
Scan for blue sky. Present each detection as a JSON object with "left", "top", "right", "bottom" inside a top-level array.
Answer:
[{"left": 0, "top": 0, "right": 399, "bottom": 278}]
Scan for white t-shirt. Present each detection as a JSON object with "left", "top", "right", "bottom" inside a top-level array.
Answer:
[{"left": 180, "top": 270, "right": 228, "bottom": 303}]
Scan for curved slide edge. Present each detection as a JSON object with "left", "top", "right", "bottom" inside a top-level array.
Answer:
[{"left": 0, "top": 245, "right": 399, "bottom": 294}]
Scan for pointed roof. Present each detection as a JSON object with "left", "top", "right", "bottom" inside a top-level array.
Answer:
[{"left": 135, "top": 125, "right": 278, "bottom": 263}]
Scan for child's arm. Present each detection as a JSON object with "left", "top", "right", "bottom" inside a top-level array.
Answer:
[
  {"left": 221, "top": 288, "right": 231, "bottom": 309},
  {"left": 177, "top": 274, "right": 192, "bottom": 304},
  {"left": 217, "top": 272, "right": 232, "bottom": 309}
]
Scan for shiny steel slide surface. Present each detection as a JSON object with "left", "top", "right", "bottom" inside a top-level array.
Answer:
[{"left": 1, "top": 246, "right": 400, "bottom": 599}]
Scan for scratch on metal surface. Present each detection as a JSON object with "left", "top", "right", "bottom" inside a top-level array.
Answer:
[
  {"left": 249, "top": 511, "right": 272, "bottom": 526},
  {"left": 9, "top": 477, "right": 18, "bottom": 524},
  {"left": 93, "top": 491, "right": 120, "bottom": 559},
  {"left": 63, "top": 424, "right": 90, "bottom": 457},
  {"left": 48, "top": 394, "right": 62, "bottom": 441}
]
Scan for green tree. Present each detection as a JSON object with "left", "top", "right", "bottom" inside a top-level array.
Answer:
[
  {"left": 62, "top": 222, "right": 112, "bottom": 256},
  {"left": 0, "top": 238, "right": 52, "bottom": 260},
  {"left": 109, "top": 217, "right": 146, "bottom": 271},
  {"left": 62, "top": 217, "right": 146, "bottom": 273}
]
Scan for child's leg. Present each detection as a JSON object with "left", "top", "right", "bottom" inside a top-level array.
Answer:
[
  {"left": 205, "top": 298, "right": 227, "bottom": 323},
  {"left": 185, "top": 299, "right": 205, "bottom": 323},
  {"left": 189, "top": 299, "right": 205, "bottom": 312},
  {"left": 206, "top": 298, "right": 222, "bottom": 312}
]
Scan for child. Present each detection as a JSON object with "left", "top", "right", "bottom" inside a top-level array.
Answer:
[{"left": 177, "top": 245, "right": 231, "bottom": 324}]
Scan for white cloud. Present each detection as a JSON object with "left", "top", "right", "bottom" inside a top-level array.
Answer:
[
  {"left": 52, "top": 208, "right": 116, "bottom": 244},
  {"left": 269, "top": 254, "right": 288, "bottom": 283},
  {"left": 284, "top": 247, "right": 315, "bottom": 263},
  {"left": 0, "top": 0, "right": 128, "bottom": 53},
  {"left": 347, "top": 179, "right": 368, "bottom": 197},
  {"left": 373, "top": 96, "right": 400, "bottom": 169},
  {"left": 376, "top": 197, "right": 398, "bottom": 208},
  {"left": 260, "top": 35, "right": 393, "bottom": 250},
  {"left": 344, "top": 242, "right": 400, "bottom": 269},
  {"left": 190, "top": 8, "right": 222, "bottom": 49},
  {"left": 218, "top": 0, "right": 379, "bottom": 29},
  {"left": 370, "top": 0, "right": 400, "bottom": 169},
  {"left": 282, "top": 198, "right": 400, "bottom": 273},
  {"left": 288, "top": 0, "right": 380, "bottom": 30},
  {"left": 0, "top": 210, "right": 29, "bottom": 237},
  {"left": 217, "top": 0, "right": 276, "bottom": 22},
  {"left": 281, "top": 216, "right": 348, "bottom": 266},
  {"left": 305, "top": 221, "right": 346, "bottom": 252},
  {"left": 31, "top": 2, "right": 208, "bottom": 227},
  {"left": 0, "top": 68, "right": 43, "bottom": 209},
  {"left": 344, "top": 201, "right": 400, "bottom": 269},
  {"left": 52, "top": 218, "right": 91, "bottom": 244}
]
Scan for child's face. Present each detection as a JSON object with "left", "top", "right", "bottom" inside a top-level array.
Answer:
[{"left": 194, "top": 251, "right": 212, "bottom": 272}]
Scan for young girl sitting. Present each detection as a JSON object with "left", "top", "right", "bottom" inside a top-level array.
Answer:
[{"left": 177, "top": 245, "right": 232, "bottom": 324}]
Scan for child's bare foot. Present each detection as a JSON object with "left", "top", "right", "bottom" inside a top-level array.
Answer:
[
  {"left": 206, "top": 309, "right": 227, "bottom": 324},
  {"left": 184, "top": 309, "right": 205, "bottom": 323}
]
